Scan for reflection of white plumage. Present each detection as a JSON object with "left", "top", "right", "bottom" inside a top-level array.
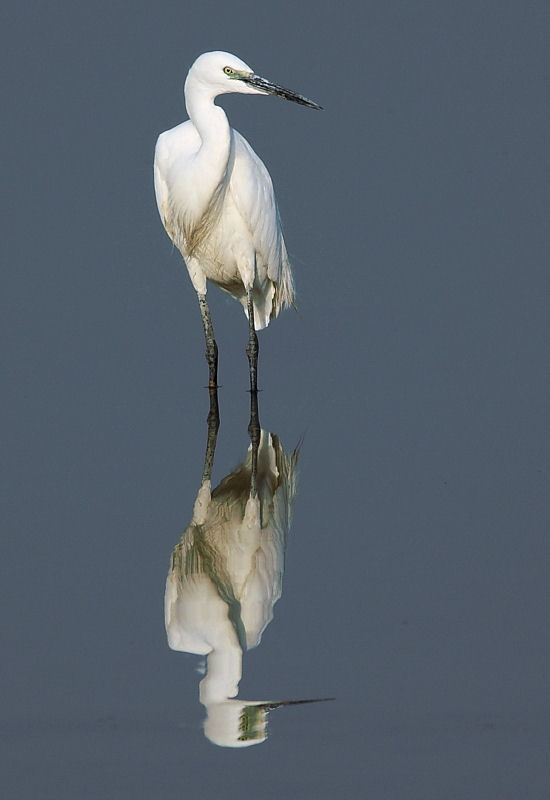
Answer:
[
  {"left": 154, "top": 50, "right": 321, "bottom": 390},
  {"left": 165, "top": 431, "right": 298, "bottom": 747}
]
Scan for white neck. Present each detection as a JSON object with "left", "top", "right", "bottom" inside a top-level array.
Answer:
[
  {"left": 200, "top": 646, "right": 242, "bottom": 704},
  {"left": 183, "top": 76, "right": 232, "bottom": 219},
  {"left": 185, "top": 76, "right": 231, "bottom": 154}
]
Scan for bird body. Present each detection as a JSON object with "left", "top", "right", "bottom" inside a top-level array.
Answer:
[
  {"left": 155, "top": 119, "right": 292, "bottom": 329},
  {"left": 165, "top": 430, "right": 298, "bottom": 656},
  {"left": 154, "top": 51, "right": 320, "bottom": 387}
]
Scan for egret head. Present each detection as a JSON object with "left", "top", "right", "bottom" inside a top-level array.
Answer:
[{"left": 187, "top": 51, "right": 322, "bottom": 109}]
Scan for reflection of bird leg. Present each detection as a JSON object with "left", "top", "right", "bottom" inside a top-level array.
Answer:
[
  {"left": 198, "top": 293, "right": 218, "bottom": 389},
  {"left": 248, "top": 387, "right": 261, "bottom": 498},
  {"left": 245, "top": 289, "right": 259, "bottom": 392},
  {"left": 201, "top": 385, "right": 220, "bottom": 484}
]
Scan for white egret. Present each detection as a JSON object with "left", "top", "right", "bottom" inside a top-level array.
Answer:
[
  {"left": 154, "top": 51, "right": 321, "bottom": 390},
  {"left": 165, "top": 390, "right": 333, "bottom": 746},
  {"left": 165, "top": 402, "right": 302, "bottom": 746}
]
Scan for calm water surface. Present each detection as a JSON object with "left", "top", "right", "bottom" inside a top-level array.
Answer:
[{"left": 3, "top": 1, "right": 550, "bottom": 797}]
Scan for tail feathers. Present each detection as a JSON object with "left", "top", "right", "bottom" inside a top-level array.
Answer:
[
  {"left": 272, "top": 244, "right": 296, "bottom": 320},
  {"left": 240, "top": 245, "right": 296, "bottom": 330},
  {"left": 240, "top": 284, "right": 275, "bottom": 331}
]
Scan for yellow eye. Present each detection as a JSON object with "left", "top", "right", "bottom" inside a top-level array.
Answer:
[{"left": 223, "top": 66, "right": 234, "bottom": 75}]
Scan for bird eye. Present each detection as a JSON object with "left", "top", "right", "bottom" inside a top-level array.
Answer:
[{"left": 223, "top": 66, "right": 234, "bottom": 76}]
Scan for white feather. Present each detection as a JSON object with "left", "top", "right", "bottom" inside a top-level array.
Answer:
[{"left": 153, "top": 51, "right": 315, "bottom": 330}]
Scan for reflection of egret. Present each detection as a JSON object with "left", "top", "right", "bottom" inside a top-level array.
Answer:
[
  {"left": 165, "top": 391, "right": 331, "bottom": 747},
  {"left": 154, "top": 51, "right": 321, "bottom": 391}
]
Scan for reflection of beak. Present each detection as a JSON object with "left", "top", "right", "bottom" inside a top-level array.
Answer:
[
  {"left": 242, "top": 74, "right": 323, "bottom": 109},
  {"left": 256, "top": 697, "right": 335, "bottom": 710}
]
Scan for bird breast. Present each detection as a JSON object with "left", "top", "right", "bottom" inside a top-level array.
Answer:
[{"left": 156, "top": 123, "right": 257, "bottom": 287}]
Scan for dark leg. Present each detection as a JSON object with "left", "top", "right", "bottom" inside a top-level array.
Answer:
[
  {"left": 201, "top": 385, "right": 220, "bottom": 484},
  {"left": 198, "top": 293, "right": 218, "bottom": 389},
  {"left": 245, "top": 290, "right": 259, "bottom": 393},
  {"left": 248, "top": 386, "right": 261, "bottom": 498}
]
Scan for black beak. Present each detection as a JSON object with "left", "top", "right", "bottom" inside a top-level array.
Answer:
[{"left": 242, "top": 74, "right": 323, "bottom": 109}]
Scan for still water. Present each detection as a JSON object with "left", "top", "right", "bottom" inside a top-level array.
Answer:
[
  {"left": 4, "top": 349, "right": 548, "bottom": 798},
  {"left": 164, "top": 389, "right": 331, "bottom": 748},
  {"left": 4, "top": 0, "right": 550, "bottom": 796}
]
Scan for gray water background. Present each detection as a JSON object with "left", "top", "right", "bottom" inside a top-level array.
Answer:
[{"left": 3, "top": 1, "right": 550, "bottom": 797}]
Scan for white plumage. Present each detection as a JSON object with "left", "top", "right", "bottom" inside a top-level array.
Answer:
[
  {"left": 165, "top": 430, "right": 299, "bottom": 747},
  {"left": 154, "top": 51, "right": 320, "bottom": 388},
  {"left": 155, "top": 122, "right": 292, "bottom": 328}
]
